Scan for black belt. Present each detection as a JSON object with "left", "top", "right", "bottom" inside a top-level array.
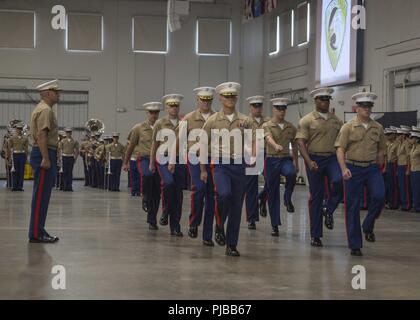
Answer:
[{"left": 310, "top": 152, "right": 334, "bottom": 157}]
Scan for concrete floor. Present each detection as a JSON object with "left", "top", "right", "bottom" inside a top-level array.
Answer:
[{"left": 0, "top": 181, "right": 419, "bottom": 300}]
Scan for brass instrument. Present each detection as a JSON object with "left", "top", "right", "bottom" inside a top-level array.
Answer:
[{"left": 85, "top": 119, "right": 105, "bottom": 138}]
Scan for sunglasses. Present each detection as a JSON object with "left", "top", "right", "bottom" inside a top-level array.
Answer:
[
  {"left": 317, "top": 96, "right": 331, "bottom": 102},
  {"left": 221, "top": 95, "right": 238, "bottom": 99}
]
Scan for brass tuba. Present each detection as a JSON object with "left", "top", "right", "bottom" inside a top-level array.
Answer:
[
  {"left": 85, "top": 119, "right": 105, "bottom": 138},
  {"left": 7, "top": 119, "right": 29, "bottom": 137}
]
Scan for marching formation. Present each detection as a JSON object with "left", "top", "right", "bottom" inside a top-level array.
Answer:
[{"left": 2, "top": 79, "right": 420, "bottom": 257}]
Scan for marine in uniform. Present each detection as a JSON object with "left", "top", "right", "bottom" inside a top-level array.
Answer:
[
  {"left": 58, "top": 128, "right": 79, "bottom": 191},
  {"left": 7, "top": 123, "right": 29, "bottom": 191},
  {"left": 384, "top": 127, "right": 400, "bottom": 209},
  {"left": 150, "top": 94, "right": 186, "bottom": 236},
  {"left": 183, "top": 87, "right": 216, "bottom": 246},
  {"left": 262, "top": 98, "right": 299, "bottom": 236},
  {"left": 94, "top": 136, "right": 107, "bottom": 189},
  {"left": 200, "top": 82, "right": 255, "bottom": 257},
  {"left": 126, "top": 131, "right": 141, "bottom": 197},
  {"left": 56, "top": 131, "right": 66, "bottom": 190},
  {"left": 243, "top": 95, "right": 268, "bottom": 230},
  {"left": 383, "top": 127, "right": 397, "bottom": 207},
  {"left": 123, "top": 102, "right": 162, "bottom": 230},
  {"left": 409, "top": 128, "right": 420, "bottom": 213},
  {"left": 88, "top": 133, "right": 101, "bottom": 188},
  {"left": 28, "top": 80, "right": 60, "bottom": 243},
  {"left": 79, "top": 135, "right": 91, "bottom": 186},
  {"left": 296, "top": 87, "right": 343, "bottom": 247},
  {"left": 105, "top": 133, "right": 125, "bottom": 191},
  {"left": 335, "top": 92, "right": 386, "bottom": 256},
  {"left": 2, "top": 130, "right": 12, "bottom": 189},
  {"left": 396, "top": 127, "right": 413, "bottom": 211}
]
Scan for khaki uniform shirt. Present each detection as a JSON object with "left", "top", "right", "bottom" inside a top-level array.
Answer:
[
  {"left": 151, "top": 117, "right": 180, "bottom": 157},
  {"left": 95, "top": 143, "right": 106, "bottom": 161},
  {"left": 183, "top": 109, "right": 215, "bottom": 151},
  {"left": 30, "top": 100, "right": 58, "bottom": 150},
  {"left": 59, "top": 138, "right": 79, "bottom": 156},
  {"left": 250, "top": 116, "right": 269, "bottom": 130},
  {"left": 410, "top": 143, "right": 420, "bottom": 172},
  {"left": 201, "top": 110, "right": 255, "bottom": 158},
  {"left": 8, "top": 135, "right": 29, "bottom": 153},
  {"left": 387, "top": 140, "right": 400, "bottom": 162},
  {"left": 263, "top": 120, "right": 297, "bottom": 157},
  {"left": 397, "top": 139, "right": 412, "bottom": 166},
  {"left": 130, "top": 121, "right": 155, "bottom": 158},
  {"left": 296, "top": 110, "right": 343, "bottom": 155},
  {"left": 80, "top": 140, "right": 90, "bottom": 156},
  {"left": 335, "top": 117, "right": 386, "bottom": 162},
  {"left": 105, "top": 142, "right": 125, "bottom": 158}
]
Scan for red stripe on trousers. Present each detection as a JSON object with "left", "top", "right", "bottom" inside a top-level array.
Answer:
[
  {"left": 210, "top": 163, "right": 221, "bottom": 227},
  {"left": 187, "top": 160, "right": 196, "bottom": 226},
  {"left": 325, "top": 176, "right": 330, "bottom": 200},
  {"left": 156, "top": 164, "right": 165, "bottom": 212},
  {"left": 34, "top": 168, "right": 46, "bottom": 239}
]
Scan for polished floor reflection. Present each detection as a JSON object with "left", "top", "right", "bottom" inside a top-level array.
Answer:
[{"left": 1, "top": 181, "right": 419, "bottom": 299}]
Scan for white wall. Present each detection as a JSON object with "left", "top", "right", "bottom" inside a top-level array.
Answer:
[
  {"left": 241, "top": 0, "right": 420, "bottom": 125},
  {"left": 0, "top": 0, "right": 243, "bottom": 141}
]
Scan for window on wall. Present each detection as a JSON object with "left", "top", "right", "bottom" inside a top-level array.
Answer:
[
  {"left": 268, "top": 15, "right": 279, "bottom": 56},
  {"left": 132, "top": 16, "right": 168, "bottom": 54},
  {"left": 66, "top": 13, "right": 103, "bottom": 52},
  {"left": 0, "top": 10, "right": 36, "bottom": 49},
  {"left": 296, "top": 2, "right": 310, "bottom": 46},
  {"left": 196, "top": 18, "right": 231, "bottom": 56},
  {"left": 280, "top": 10, "right": 293, "bottom": 50}
]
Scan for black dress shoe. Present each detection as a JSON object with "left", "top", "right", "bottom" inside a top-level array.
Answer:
[
  {"left": 149, "top": 224, "right": 158, "bottom": 230},
  {"left": 11, "top": 188, "right": 18, "bottom": 191},
  {"left": 188, "top": 226, "right": 198, "bottom": 238},
  {"left": 142, "top": 200, "right": 148, "bottom": 213},
  {"left": 159, "top": 215, "right": 168, "bottom": 226},
  {"left": 311, "top": 237, "right": 323, "bottom": 247},
  {"left": 271, "top": 226, "right": 279, "bottom": 237},
  {"left": 401, "top": 208, "right": 411, "bottom": 212},
  {"left": 285, "top": 202, "right": 295, "bottom": 213},
  {"left": 29, "top": 235, "right": 59, "bottom": 243},
  {"left": 248, "top": 222, "right": 256, "bottom": 230},
  {"left": 203, "top": 240, "right": 215, "bottom": 247},
  {"left": 351, "top": 249, "right": 363, "bottom": 256},
  {"left": 259, "top": 199, "right": 267, "bottom": 217},
  {"left": 171, "top": 231, "right": 183, "bottom": 237},
  {"left": 323, "top": 208, "right": 334, "bottom": 230},
  {"left": 365, "top": 232, "right": 376, "bottom": 242},
  {"left": 225, "top": 246, "right": 240, "bottom": 257},
  {"left": 215, "top": 228, "right": 226, "bottom": 246}
]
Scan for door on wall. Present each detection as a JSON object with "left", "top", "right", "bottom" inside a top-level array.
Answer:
[
  {"left": 0, "top": 88, "right": 88, "bottom": 179},
  {"left": 393, "top": 67, "right": 420, "bottom": 125}
]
